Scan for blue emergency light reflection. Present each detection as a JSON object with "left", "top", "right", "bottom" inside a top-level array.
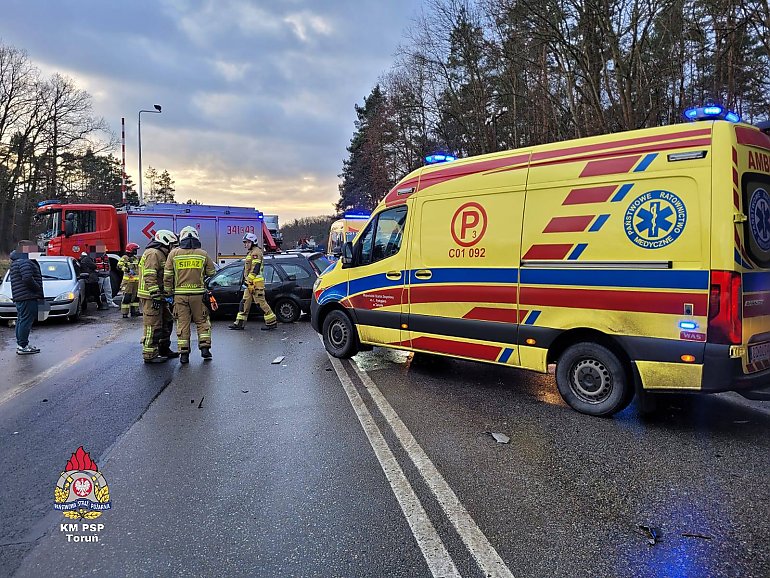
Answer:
[{"left": 679, "top": 321, "right": 698, "bottom": 330}]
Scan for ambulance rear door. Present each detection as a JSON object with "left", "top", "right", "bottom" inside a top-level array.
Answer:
[{"left": 734, "top": 125, "right": 770, "bottom": 371}]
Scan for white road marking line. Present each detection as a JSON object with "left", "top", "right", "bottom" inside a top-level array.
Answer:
[
  {"left": 328, "top": 355, "right": 461, "bottom": 578},
  {"left": 0, "top": 324, "right": 126, "bottom": 407},
  {"left": 352, "top": 360, "right": 515, "bottom": 578}
]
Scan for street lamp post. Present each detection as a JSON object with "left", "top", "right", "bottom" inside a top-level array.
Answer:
[{"left": 138, "top": 104, "right": 162, "bottom": 205}]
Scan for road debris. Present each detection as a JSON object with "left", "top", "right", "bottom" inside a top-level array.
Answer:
[
  {"left": 42, "top": 399, "right": 48, "bottom": 402},
  {"left": 682, "top": 532, "right": 713, "bottom": 540},
  {"left": 485, "top": 431, "right": 510, "bottom": 444},
  {"left": 197, "top": 397, "right": 204, "bottom": 409},
  {"left": 272, "top": 356, "right": 285, "bottom": 364},
  {"left": 638, "top": 524, "right": 658, "bottom": 546},
  {"left": 241, "top": 390, "right": 249, "bottom": 393}
]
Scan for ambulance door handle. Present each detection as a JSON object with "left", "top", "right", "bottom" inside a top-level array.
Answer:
[
  {"left": 386, "top": 271, "right": 402, "bottom": 280},
  {"left": 414, "top": 269, "right": 432, "bottom": 280}
]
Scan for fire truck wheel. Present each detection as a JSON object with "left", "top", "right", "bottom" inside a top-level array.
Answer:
[
  {"left": 322, "top": 309, "right": 358, "bottom": 359},
  {"left": 275, "top": 298, "right": 300, "bottom": 323},
  {"left": 556, "top": 343, "right": 634, "bottom": 417}
]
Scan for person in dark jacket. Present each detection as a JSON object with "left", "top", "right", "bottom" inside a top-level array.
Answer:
[
  {"left": 9, "top": 240, "right": 44, "bottom": 354},
  {"left": 79, "top": 252, "right": 100, "bottom": 306}
]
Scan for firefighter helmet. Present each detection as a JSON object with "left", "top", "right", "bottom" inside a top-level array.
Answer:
[
  {"left": 179, "top": 226, "right": 200, "bottom": 241},
  {"left": 243, "top": 232, "right": 258, "bottom": 244},
  {"left": 154, "top": 229, "right": 178, "bottom": 247},
  {"left": 126, "top": 242, "right": 140, "bottom": 254}
]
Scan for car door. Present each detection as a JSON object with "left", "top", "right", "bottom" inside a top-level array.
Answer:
[
  {"left": 208, "top": 266, "right": 245, "bottom": 310},
  {"left": 276, "top": 261, "right": 314, "bottom": 302},
  {"left": 263, "top": 263, "right": 283, "bottom": 307},
  {"left": 347, "top": 205, "right": 409, "bottom": 346}
]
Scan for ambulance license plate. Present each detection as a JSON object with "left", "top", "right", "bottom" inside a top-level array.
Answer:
[{"left": 749, "top": 342, "right": 770, "bottom": 364}]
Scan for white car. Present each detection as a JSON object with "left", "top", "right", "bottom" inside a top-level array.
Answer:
[{"left": 0, "top": 256, "right": 87, "bottom": 323}]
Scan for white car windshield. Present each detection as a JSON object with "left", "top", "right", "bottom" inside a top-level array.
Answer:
[{"left": 37, "top": 260, "right": 73, "bottom": 280}]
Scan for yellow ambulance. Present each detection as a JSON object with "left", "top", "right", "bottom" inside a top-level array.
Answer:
[
  {"left": 312, "top": 109, "right": 770, "bottom": 416},
  {"left": 327, "top": 211, "right": 371, "bottom": 256}
]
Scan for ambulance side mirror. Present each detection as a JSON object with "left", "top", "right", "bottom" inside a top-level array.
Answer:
[{"left": 341, "top": 242, "right": 354, "bottom": 267}]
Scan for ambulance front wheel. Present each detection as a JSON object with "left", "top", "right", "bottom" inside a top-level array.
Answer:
[
  {"left": 322, "top": 309, "right": 359, "bottom": 359},
  {"left": 556, "top": 343, "right": 634, "bottom": 417}
]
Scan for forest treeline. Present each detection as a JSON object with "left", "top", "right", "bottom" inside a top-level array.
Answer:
[
  {"left": 337, "top": 0, "right": 770, "bottom": 211},
  {"left": 0, "top": 44, "right": 179, "bottom": 252}
]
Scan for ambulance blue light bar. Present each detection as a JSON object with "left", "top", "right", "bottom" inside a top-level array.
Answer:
[
  {"left": 344, "top": 210, "right": 370, "bottom": 220},
  {"left": 683, "top": 105, "right": 740, "bottom": 123},
  {"left": 425, "top": 153, "right": 457, "bottom": 164},
  {"left": 37, "top": 199, "right": 61, "bottom": 207}
]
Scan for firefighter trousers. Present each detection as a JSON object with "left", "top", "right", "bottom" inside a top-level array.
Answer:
[
  {"left": 140, "top": 298, "right": 174, "bottom": 360},
  {"left": 173, "top": 294, "right": 211, "bottom": 352},
  {"left": 121, "top": 280, "right": 140, "bottom": 315},
  {"left": 236, "top": 286, "right": 277, "bottom": 327}
]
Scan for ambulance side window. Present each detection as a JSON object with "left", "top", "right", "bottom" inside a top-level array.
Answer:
[
  {"left": 357, "top": 206, "right": 407, "bottom": 266},
  {"left": 358, "top": 223, "right": 375, "bottom": 266}
]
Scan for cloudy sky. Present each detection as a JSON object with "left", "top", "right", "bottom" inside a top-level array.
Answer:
[{"left": 2, "top": 0, "right": 420, "bottom": 222}]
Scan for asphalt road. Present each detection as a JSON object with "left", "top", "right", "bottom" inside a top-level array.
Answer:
[{"left": 1, "top": 309, "right": 768, "bottom": 577}]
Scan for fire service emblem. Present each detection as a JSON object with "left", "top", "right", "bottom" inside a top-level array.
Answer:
[{"left": 53, "top": 446, "right": 112, "bottom": 520}]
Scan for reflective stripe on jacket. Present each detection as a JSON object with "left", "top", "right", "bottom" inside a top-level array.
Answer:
[
  {"left": 244, "top": 246, "right": 264, "bottom": 281},
  {"left": 164, "top": 248, "right": 216, "bottom": 295},
  {"left": 137, "top": 247, "right": 167, "bottom": 298},
  {"left": 118, "top": 255, "right": 140, "bottom": 282}
]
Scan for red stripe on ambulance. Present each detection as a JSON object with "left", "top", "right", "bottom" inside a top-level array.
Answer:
[
  {"left": 520, "top": 287, "right": 709, "bottom": 315},
  {"left": 410, "top": 336, "right": 501, "bottom": 361},
  {"left": 543, "top": 215, "right": 595, "bottom": 233},
  {"left": 562, "top": 186, "right": 617, "bottom": 205},
  {"left": 522, "top": 244, "right": 573, "bottom": 260}
]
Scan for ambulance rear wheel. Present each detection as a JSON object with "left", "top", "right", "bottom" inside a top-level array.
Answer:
[
  {"left": 322, "top": 310, "right": 358, "bottom": 359},
  {"left": 556, "top": 343, "right": 633, "bottom": 417}
]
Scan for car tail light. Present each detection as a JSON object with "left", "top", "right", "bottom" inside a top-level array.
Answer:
[{"left": 707, "top": 270, "right": 742, "bottom": 344}]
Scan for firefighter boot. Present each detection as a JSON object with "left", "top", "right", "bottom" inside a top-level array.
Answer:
[
  {"left": 261, "top": 324, "right": 277, "bottom": 331},
  {"left": 159, "top": 344, "right": 180, "bottom": 359},
  {"left": 180, "top": 352, "right": 189, "bottom": 364},
  {"left": 201, "top": 347, "right": 212, "bottom": 360},
  {"left": 144, "top": 355, "right": 168, "bottom": 364},
  {"left": 228, "top": 320, "right": 244, "bottom": 330}
]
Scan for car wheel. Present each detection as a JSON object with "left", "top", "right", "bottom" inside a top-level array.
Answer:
[
  {"left": 69, "top": 299, "right": 82, "bottom": 322},
  {"left": 275, "top": 298, "right": 301, "bottom": 323},
  {"left": 322, "top": 309, "right": 358, "bottom": 359},
  {"left": 555, "top": 343, "right": 634, "bottom": 417}
]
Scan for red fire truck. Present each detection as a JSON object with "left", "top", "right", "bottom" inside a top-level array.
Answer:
[{"left": 36, "top": 201, "right": 279, "bottom": 293}]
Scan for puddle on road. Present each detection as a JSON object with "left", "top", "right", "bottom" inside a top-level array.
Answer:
[{"left": 353, "top": 348, "right": 410, "bottom": 371}]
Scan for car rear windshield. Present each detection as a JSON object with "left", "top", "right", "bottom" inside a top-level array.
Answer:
[
  {"left": 37, "top": 260, "right": 73, "bottom": 280},
  {"left": 309, "top": 254, "right": 332, "bottom": 274}
]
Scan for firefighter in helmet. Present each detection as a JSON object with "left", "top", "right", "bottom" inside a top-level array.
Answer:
[
  {"left": 118, "top": 242, "right": 141, "bottom": 318},
  {"left": 137, "top": 229, "right": 179, "bottom": 363},
  {"left": 164, "top": 226, "right": 216, "bottom": 364},
  {"left": 229, "top": 232, "right": 277, "bottom": 331}
]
